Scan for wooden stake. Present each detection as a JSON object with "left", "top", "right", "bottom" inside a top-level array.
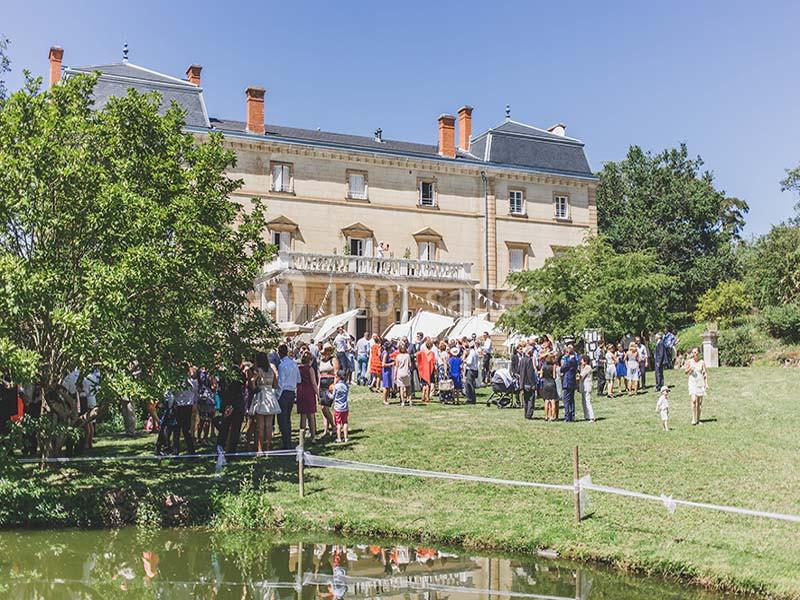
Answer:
[
  {"left": 573, "top": 445, "right": 581, "bottom": 524},
  {"left": 298, "top": 428, "right": 305, "bottom": 498}
]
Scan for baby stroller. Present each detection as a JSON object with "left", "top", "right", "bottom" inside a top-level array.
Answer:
[
  {"left": 437, "top": 376, "right": 457, "bottom": 404},
  {"left": 486, "top": 368, "right": 520, "bottom": 408}
]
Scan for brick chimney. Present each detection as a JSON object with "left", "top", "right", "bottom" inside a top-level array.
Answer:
[
  {"left": 48, "top": 46, "right": 64, "bottom": 88},
  {"left": 457, "top": 105, "right": 473, "bottom": 152},
  {"left": 186, "top": 64, "right": 202, "bottom": 86},
  {"left": 438, "top": 114, "right": 456, "bottom": 158},
  {"left": 245, "top": 86, "right": 265, "bottom": 135}
]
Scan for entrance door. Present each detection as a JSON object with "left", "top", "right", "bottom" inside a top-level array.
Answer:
[{"left": 355, "top": 309, "right": 369, "bottom": 339}]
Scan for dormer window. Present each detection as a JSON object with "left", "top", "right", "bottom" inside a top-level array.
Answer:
[{"left": 419, "top": 180, "right": 436, "bottom": 207}]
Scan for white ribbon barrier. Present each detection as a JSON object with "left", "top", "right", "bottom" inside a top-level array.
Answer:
[
  {"left": 17, "top": 448, "right": 297, "bottom": 465},
  {"left": 579, "top": 480, "right": 800, "bottom": 523},
  {"left": 301, "top": 452, "right": 800, "bottom": 524},
  {"left": 302, "top": 452, "right": 573, "bottom": 492}
]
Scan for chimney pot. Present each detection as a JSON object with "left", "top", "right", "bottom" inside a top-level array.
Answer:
[
  {"left": 245, "top": 86, "right": 266, "bottom": 135},
  {"left": 48, "top": 46, "right": 64, "bottom": 88},
  {"left": 438, "top": 114, "right": 456, "bottom": 159},
  {"left": 186, "top": 64, "right": 202, "bottom": 86},
  {"left": 458, "top": 105, "right": 473, "bottom": 152}
]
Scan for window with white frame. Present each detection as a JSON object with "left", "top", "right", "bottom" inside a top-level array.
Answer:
[
  {"left": 347, "top": 172, "right": 368, "bottom": 200},
  {"left": 509, "top": 189, "right": 525, "bottom": 215},
  {"left": 418, "top": 240, "right": 437, "bottom": 261},
  {"left": 419, "top": 180, "right": 436, "bottom": 207},
  {"left": 554, "top": 194, "right": 570, "bottom": 219},
  {"left": 270, "top": 230, "right": 291, "bottom": 252},
  {"left": 509, "top": 247, "right": 525, "bottom": 272},
  {"left": 271, "top": 163, "right": 293, "bottom": 193},
  {"left": 348, "top": 237, "right": 365, "bottom": 257}
]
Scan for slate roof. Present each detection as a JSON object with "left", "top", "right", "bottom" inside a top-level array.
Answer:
[
  {"left": 63, "top": 60, "right": 594, "bottom": 178},
  {"left": 64, "top": 62, "right": 210, "bottom": 128},
  {"left": 469, "top": 120, "right": 593, "bottom": 176}
]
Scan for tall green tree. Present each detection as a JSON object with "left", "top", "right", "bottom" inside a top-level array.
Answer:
[
  {"left": 498, "top": 237, "right": 675, "bottom": 341},
  {"left": 0, "top": 36, "right": 9, "bottom": 102},
  {"left": 0, "top": 72, "right": 275, "bottom": 452},
  {"left": 596, "top": 144, "right": 747, "bottom": 325},
  {"left": 781, "top": 163, "right": 800, "bottom": 218}
]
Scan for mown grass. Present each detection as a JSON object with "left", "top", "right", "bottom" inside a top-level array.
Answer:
[{"left": 3, "top": 367, "right": 799, "bottom": 598}]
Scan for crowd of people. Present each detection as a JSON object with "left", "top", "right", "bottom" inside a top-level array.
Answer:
[{"left": 0, "top": 324, "right": 711, "bottom": 457}]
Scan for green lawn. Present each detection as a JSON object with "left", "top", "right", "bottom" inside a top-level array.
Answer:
[{"left": 4, "top": 367, "right": 799, "bottom": 598}]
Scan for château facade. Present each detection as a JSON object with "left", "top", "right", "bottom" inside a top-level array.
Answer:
[{"left": 49, "top": 45, "right": 598, "bottom": 337}]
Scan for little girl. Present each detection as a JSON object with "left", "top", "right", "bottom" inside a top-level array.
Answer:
[{"left": 655, "top": 386, "right": 670, "bottom": 431}]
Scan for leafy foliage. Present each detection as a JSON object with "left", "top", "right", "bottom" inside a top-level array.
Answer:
[
  {"left": 718, "top": 325, "right": 762, "bottom": 367},
  {"left": 761, "top": 303, "right": 800, "bottom": 344},
  {"left": 0, "top": 73, "right": 276, "bottom": 405},
  {"left": 0, "top": 36, "right": 8, "bottom": 102},
  {"left": 741, "top": 223, "right": 800, "bottom": 308},
  {"left": 498, "top": 236, "right": 675, "bottom": 340},
  {"left": 781, "top": 162, "right": 800, "bottom": 218},
  {"left": 694, "top": 280, "right": 750, "bottom": 327},
  {"left": 596, "top": 144, "right": 746, "bottom": 324}
]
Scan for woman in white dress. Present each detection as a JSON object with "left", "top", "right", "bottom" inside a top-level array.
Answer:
[
  {"left": 625, "top": 343, "right": 640, "bottom": 396},
  {"left": 250, "top": 353, "right": 281, "bottom": 453},
  {"left": 684, "top": 347, "right": 708, "bottom": 425},
  {"left": 604, "top": 343, "right": 617, "bottom": 398}
]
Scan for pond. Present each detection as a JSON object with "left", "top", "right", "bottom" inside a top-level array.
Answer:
[{"left": 0, "top": 528, "right": 749, "bottom": 599}]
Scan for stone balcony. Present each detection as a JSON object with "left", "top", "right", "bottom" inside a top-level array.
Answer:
[{"left": 263, "top": 251, "right": 474, "bottom": 283}]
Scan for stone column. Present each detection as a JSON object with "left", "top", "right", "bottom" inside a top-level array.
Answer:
[
  {"left": 400, "top": 287, "right": 409, "bottom": 323},
  {"left": 460, "top": 288, "right": 473, "bottom": 317},
  {"left": 347, "top": 283, "right": 357, "bottom": 337},
  {"left": 275, "top": 281, "right": 290, "bottom": 323},
  {"left": 702, "top": 329, "right": 719, "bottom": 368}
]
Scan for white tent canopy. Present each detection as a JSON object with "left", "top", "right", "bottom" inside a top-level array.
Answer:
[
  {"left": 311, "top": 309, "right": 361, "bottom": 342},
  {"left": 447, "top": 312, "right": 495, "bottom": 340},
  {"left": 383, "top": 310, "right": 455, "bottom": 341}
]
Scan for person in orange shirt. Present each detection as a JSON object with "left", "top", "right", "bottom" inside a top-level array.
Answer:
[
  {"left": 415, "top": 339, "right": 436, "bottom": 404},
  {"left": 368, "top": 335, "right": 382, "bottom": 392}
]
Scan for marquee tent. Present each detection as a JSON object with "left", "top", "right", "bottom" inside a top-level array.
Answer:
[
  {"left": 447, "top": 313, "right": 495, "bottom": 340},
  {"left": 382, "top": 311, "right": 455, "bottom": 341},
  {"left": 311, "top": 309, "right": 361, "bottom": 342}
]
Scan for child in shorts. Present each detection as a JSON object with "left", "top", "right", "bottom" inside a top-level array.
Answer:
[
  {"left": 656, "top": 386, "right": 670, "bottom": 431},
  {"left": 329, "top": 370, "right": 350, "bottom": 443}
]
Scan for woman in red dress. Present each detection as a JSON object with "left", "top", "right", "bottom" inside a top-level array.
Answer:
[{"left": 368, "top": 335, "right": 383, "bottom": 391}]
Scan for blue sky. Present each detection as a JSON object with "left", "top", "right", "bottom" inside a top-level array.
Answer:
[{"left": 3, "top": 0, "right": 798, "bottom": 235}]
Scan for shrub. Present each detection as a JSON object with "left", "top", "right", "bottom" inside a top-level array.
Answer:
[
  {"left": 762, "top": 303, "right": 800, "bottom": 344},
  {"left": 719, "top": 325, "right": 762, "bottom": 366},
  {"left": 676, "top": 323, "right": 705, "bottom": 354},
  {"left": 694, "top": 280, "right": 750, "bottom": 327}
]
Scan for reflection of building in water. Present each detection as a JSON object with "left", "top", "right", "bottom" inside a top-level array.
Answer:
[{"left": 295, "top": 543, "right": 583, "bottom": 600}]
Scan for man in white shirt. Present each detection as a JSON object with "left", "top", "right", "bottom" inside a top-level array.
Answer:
[
  {"left": 333, "top": 326, "right": 352, "bottom": 380},
  {"left": 276, "top": 343, "right": 301, "bottom": 449},
  {"left": 355, "top": 331, "right": 371, "bottom": 386},
  {"left": 636, "top": 335, "right": 650, "bottom": 389},
  {"left": 173, "top": 364, "right": 198, "bottom": 453},
  {"left": 481, "top": 332, "right": 493, "bottom": 385},
  {"left": 464, "top": 342, "right": 480, "bottom": 404}
]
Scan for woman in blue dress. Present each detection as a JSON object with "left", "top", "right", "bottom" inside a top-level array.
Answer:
[
  {"left": 615, "top": 342, "right": 627, "bottom": 393},
  {"left": 380, "top": 342, "right": 395, "bottom": 406},
  {"left": 448, "top": 346, "right": 463, "bottom": 395}
]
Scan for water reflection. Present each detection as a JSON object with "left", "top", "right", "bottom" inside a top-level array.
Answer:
[{"left": 0, "top": 529, "right": 733, "bottom": 599}]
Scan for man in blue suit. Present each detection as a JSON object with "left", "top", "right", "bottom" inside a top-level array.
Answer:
[
  {"left": 653, "top": 333, "right": 668, "bottom": 390},
  {"left": 560, "top": 344, "right": 579, "bottom": 422}
]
